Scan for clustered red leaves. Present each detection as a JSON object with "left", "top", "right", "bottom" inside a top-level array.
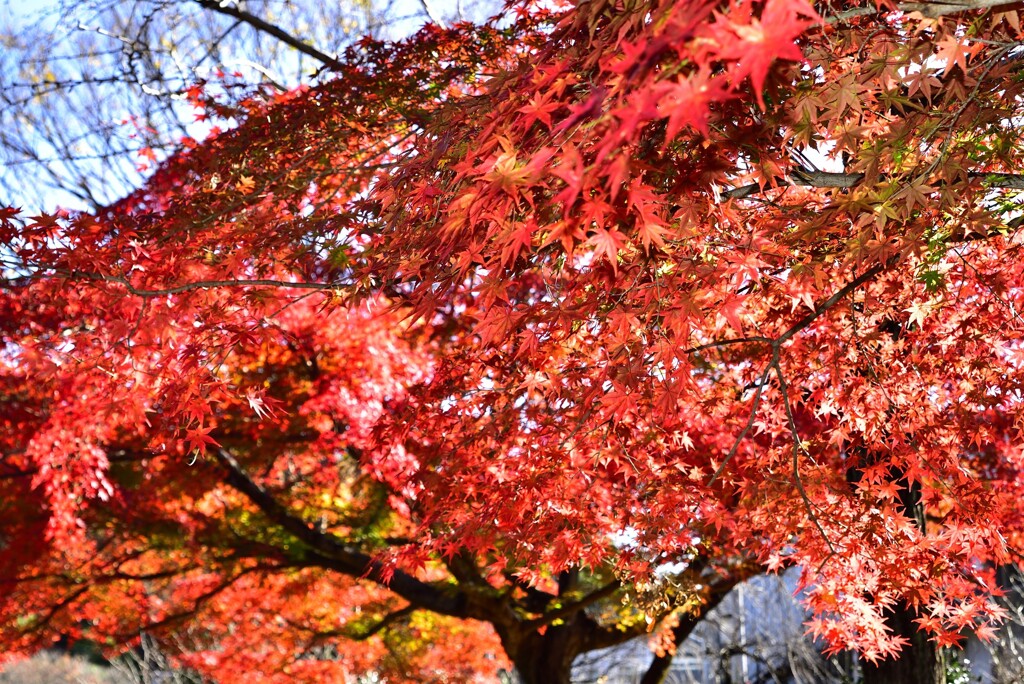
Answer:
[
  {"left": 0, "top": 290, "right": 510, "bottom": 681},
  {"left": 3, "top": 0, "right": 1024, "bottom": 677}
]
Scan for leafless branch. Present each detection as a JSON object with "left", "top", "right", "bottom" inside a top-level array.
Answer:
[{"left": 192, "top": 0, "right": 343, "bottom": 71}]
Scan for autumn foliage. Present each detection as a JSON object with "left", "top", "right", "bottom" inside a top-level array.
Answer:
[{"left": 4, "top": 0, "right": 1024, "bottom": 680}]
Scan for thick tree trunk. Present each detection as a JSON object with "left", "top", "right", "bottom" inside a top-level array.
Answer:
[
  {"left": 506, "top": 623, "right": 582, "bottom": 684},
  {"left": 860, "top": 601, "right": 944, "bottom": 684}
]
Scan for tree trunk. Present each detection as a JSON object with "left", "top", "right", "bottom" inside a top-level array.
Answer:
[
  {"left": 861, "top": 474, "right": 944, "bottom": 684},
  {"left": 506, "top": 623, "right": 582, "bottom": 684},
  {"left": 499, "top": 570, "right": 741, "bottom": 684},
  {"left": 860, "top": 601, "right": 945, "bottom": 684}
]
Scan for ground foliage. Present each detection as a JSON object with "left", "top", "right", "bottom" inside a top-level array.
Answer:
[{"left": 4, "top": 0, "right": 1024, "bottom": 679}]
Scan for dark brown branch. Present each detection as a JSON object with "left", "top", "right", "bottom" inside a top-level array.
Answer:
[
  {"left": 441, "top": 550, "right": 487, "bottom": 588},
  {"left": 637, "top": 577, "right": 741, "bottom": 684},
  {"left": 709, "top": 262, "right": 891, "bottom": 486},
  {"left": 193, "top": 1, "right": 344, "bottom": 71},
  {"left": 724, "top": 170, "right": 1024, "bottom": 200},
  {"left": 502, "top": 570, "right": 558, "bottom": 613},
  {"left": 0, "top": 448, "right": 154, "bottom": 480},
  {"left": 523, "top": 580, "right": 622, "bottom": 629},
  {"left": 0, "top": 269, "right": 338, "bottom": 296},
  {"left": 592, "top": 574, "right": 741, "bottom": 654},
  {"left": 773, "top": 355, "right": 836, "bottom": 554},
  {"left": 112, "top": 566, "right": 266, "bottom": 639},
  {"left": 679, "top": 336, "right": 773, "bottom": 355},
  {"left": 709, "top": 361, "right": 773, "bottom": 485},
  {"left": 291, "top": 603, "right": 419, "bottom": 641},
  {"left": 827, "top": 0, "right": 1024, "bottom": 21},
  {"left": 211, "top": 447, "right": 475, "bottom": 620},
  {"left": 774, "top": 261, "right": 890, "bottom": 347},
  {"left": 352, "top": 604, "right": 418, "bottom": 640}
]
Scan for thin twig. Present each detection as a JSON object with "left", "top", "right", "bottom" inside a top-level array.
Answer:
[
  {"left": 772, "top": 355, "right": 836, "bottom": 555},
  {"left": 709, "top": 362, "right": 773, "bottom": 485}
]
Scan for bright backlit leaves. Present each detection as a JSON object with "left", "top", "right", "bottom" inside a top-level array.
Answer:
[{"left": 2, "top": 0, "right": 1024, "bottom": 678}]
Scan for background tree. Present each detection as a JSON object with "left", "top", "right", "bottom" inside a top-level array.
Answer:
[
  {"left": 575, "top": 573, "right": 851, "bottom": 683},
  {"left": 4, "top": 0, "right": 1024, "bottom": 681},
  {"left": 0, "top": 0, "right": 486, "bottom": 210}
]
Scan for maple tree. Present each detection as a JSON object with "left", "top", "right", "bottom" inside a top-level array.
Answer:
[{"left": 4, "top": 0, "right": 1024, "bottom": 681}]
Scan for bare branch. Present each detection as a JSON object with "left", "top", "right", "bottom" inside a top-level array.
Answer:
[
  {"left": 709, "top": 361, "right": 772, "bottom": 486},
  {"left": 192, "top": 0, "right": 344, "bottom": 71},
  {"left": 354, "top": 604, "right": 418, "bottom": 640},
  {"left": 774, "top": 262, "right": 891, "bottom": 347},
  {"left": 772, "top": 354, "right": 836, "bottom": 554},
  {"left": 417, "top": 0, "right": 449, "bottom": 28}
]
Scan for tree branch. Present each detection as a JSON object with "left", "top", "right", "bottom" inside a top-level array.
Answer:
[
  {"left": 417, "top": 0, "right": 449, "bottom": 28},
  {"left": 708, "top": 262, "right": 891, "bottom": 486},
  {"left": 723, "top": 169, "right": 1024, "bottom": 200},
  {"left": 709, "top": 361, "right": 773, "bottom": 486},
  {"left": 637, "top": 576, "right": 742, "bottom": 684},
  {"left": 826, "top": 0, "right": 1024, "bottom": 22},
  {"left": 193, "top": 0, "right": 344, "bottom": 72},
  {"left": 290, "top": 604, "right": 418, "bottom": 641},
  {"left": 523, "top": 580, "right": 622, "bottom": 629},
  {"left": 211, "top": 447, "right": 475, "bottom": 620},
  {"left": 772, "top": 355, "right": 836, "bottom": 555},
  {"left": 352, "top": 604, "right": 418, "bottom": 640},
  {"left": 774, "top": 261, "right": 891, "bottom": 348},
  {"left": 0, "top": 269, "right": 337, "bottom": 296},
  {"left": 502, "top": 570, "right": 558, "bottom": 613}
]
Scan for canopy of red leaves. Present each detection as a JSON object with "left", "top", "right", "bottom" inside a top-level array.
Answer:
[{"left": 3, "top": 0, "right": 1024, "bottom": 676}]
